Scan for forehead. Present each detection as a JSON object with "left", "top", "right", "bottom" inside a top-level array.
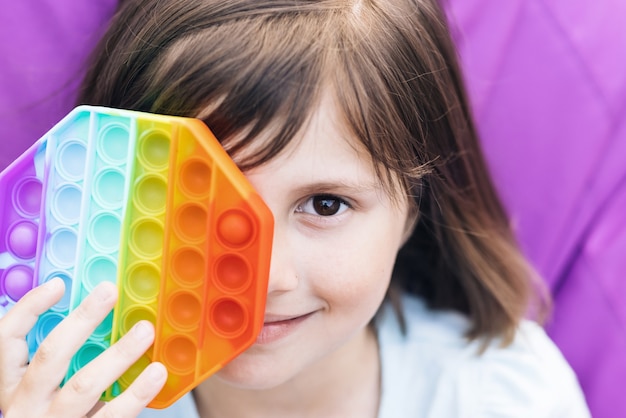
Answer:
[
  {"left": 237, "top": 92, "right": 407, "bottom": 207},
  {"left": 231, "top": 91, "right": 367, "bottom": 171},
  {"left": 217, "top": 85, "right": 409, "bottom": 208}
]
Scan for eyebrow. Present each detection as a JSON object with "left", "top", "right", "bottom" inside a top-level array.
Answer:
[{"left": 290, "top": 180, "right": 383, "bottom": 197}]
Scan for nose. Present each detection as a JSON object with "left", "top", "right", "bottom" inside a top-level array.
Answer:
[{"left": 265, "top": 223, "right": 299, "bottom": 295}]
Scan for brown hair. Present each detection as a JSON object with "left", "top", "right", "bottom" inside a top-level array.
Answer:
[{"left": 78, "top": 0, "right": 547, "bottom": 345}]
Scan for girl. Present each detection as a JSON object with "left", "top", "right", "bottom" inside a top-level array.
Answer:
[{"left": 0, "top": 0, "right": 590, "bottom": 416}]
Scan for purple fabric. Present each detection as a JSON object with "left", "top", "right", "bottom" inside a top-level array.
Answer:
[
  {"left": 443, "top": 1, "right": 626, "bottom": 417},
  {"left": 0, "top": 0, "right": 118, "bottom": 170},
  {"left": 1, "top": 1, "right": 624, "bottom": 417}
]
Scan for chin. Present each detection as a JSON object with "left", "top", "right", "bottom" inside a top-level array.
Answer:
[{"left": 212, "top": 352, "right": 295, "bottom": 390}]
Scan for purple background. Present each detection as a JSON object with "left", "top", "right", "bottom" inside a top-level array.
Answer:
[
  {"left": 443, "top": 2, "right": 626, "bottom": 416},
  {"left": 1, "top": 1, "right": 625, "bottom": 416}
]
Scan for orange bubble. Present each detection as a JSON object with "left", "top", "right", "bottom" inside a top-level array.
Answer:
[
  {"left": 167, "top": 292, "right": 201, "bottom": 330},
  {"left": 209, "top": 298, "right": 248, "bottom": 338},
  {"left": 171, "top": 247, "right": 205, "bottom": 287},
  {"left": 217, "top": 210, "right": 254, "bottom": 248},
  {"left": 175, "top": 204, "right": 207, "bottom": 242},
  {"left": 214, "top": 254, "right": 251, "bottom": 292},
  {"left": 179, "top": 159, "right": 211, "bottom": 197},
  {"left": 162, "top": 336, "right": 196, "bottom": 374}
]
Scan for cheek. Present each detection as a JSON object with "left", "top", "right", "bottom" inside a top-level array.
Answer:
[{"left": 306, "top": 229, "right": 399, "bottom": 311}]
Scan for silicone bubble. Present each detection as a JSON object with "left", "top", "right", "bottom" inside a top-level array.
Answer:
[
  {"left": 179, "top": 159, "right": 211, "bottom": 197},
  {"left": 88, "top": 212, "right": 121, "bottom": 253},
  {"left": 130, "top": 218, "right": 164, "bottom": 258},
  {"left": 134, "top": 174, "right": 167, "bottom": 214},
  {"left": 217, "top": 209, "right": 255, "bottom": 248},
  {"left": 162, "top": 335, "right": 196, "bottom": 374},
  {"left": 98, "top": 124, "right": 130, "bottom": 165},
  {"left": 171, "top": 247, "right": 205, "bottom": 287},
  {"left": 119, "top": 354, "right": 151, "bottom": 389},
  {"left": 72, "top": 342, "right": 106, "bottom": 373},
  {"left": 1, "top": 265, "right": 34, "bottom": 302},
  {"left": 35, "top": 312, "right": 64, "bottom": 344},
  {"left": 7, "top": 220, "right": 38, "bottom": 259},
  {"left": 56, "top": 140, "right": 86, "bottom": 181},
  {"left": 209, "top": 298, "right": 248, "bottom": 338},
  {"left": 13, "top": 177, "right": 42, "bottom": 217},
  {"left": 93, "top": 168, "right": 126, "bottom": 210},
  {"left": 92, "top": 310, "right": 114, "bottom": 340},
  {"left": 121, "top": 306, "right": 157, "bottom": 335},
  {"left": 46, "top": 227, "right": 78, "bottom": 268},
  {"left": 84, "top": 256, "right": 117, "bottom": 291},
  {"left": 167, "top": 291, "right": 202, "bottom": 330},
  {"left": 52, "top": 183, "right": 82, "bottom": 224},
  {"left": 44, "top": 272, "right": 72, "bottom": 311},
  {"left": 126, "top": 261, "right": 161, "bottom": 301},
  {"left": 214, "top": 253, "right": 252, "bottom": 293},
  {"left": 139, "top": 130, "right": 170, "bottom": 169},
  {"left": 174, "top": 203, "right": 207, "bottom": 243}
]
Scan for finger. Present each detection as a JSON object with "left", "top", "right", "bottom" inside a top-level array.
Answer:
[
  {"left": 94, "top": 362, "right": 167, "bottom": 418},
  {"left": 0, "top": 277, "right": 65, "bottom": 339},
  {"left": 50, "top": 320, "right": 157, "bottom": 416},
  {"left": 21, "top": 281, "right": 118, "bottom": 393},
  {"left": 0, "top": 278, "right": 65, "bottom": 407}
]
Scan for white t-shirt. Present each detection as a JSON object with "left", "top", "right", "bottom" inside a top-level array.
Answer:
[{"left": 139, "top": 295, "right": 590, "bottom": 417}]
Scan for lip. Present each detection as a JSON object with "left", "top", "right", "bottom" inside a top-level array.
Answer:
[{"left": 255, "top": 311, "right": 316, "bottom": 345}]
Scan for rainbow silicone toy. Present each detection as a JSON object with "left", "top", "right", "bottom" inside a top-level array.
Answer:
[{"left": 0, "top": 106, "right": 273, "bottom": 408}]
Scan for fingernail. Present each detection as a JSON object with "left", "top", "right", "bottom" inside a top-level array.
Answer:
[
  {"left": 147, "top": 363, "right": 167, "bottom": 380},
  {"left": 45, "top": 276, "right": 64, "bottom": 291},
  {"left": 133, "top": 321, "right": 154, "bottom": 340}
]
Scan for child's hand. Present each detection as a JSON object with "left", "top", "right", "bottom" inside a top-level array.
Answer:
[{"left": 0, "top": 278, "right": 167, "bottom": 417}]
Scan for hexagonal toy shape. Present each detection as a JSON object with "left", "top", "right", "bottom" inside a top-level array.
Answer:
[{"left": 0, "top": 106, "right": 274, "bottom": 408}]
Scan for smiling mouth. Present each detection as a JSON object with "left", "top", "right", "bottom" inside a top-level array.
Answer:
[{"left": 255, "top": 311, "right": 317, "bottom": 345}]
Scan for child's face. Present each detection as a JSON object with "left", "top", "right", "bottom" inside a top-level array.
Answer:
[{"left": 213, "top": 93, "right": 411, "bottom": 388}]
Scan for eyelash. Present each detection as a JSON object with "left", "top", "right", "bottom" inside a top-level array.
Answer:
[{"left": 295, "top": 194, "right": 352, "bottom": 217}]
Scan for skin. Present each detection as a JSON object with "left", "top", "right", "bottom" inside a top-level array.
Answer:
[
  {"left": 0, "top": 279, "right": 167, "bottom": 417},
  {"left": 0, "top": 93, "right": 411, "bottom": 417},
  {"left": 194, "top": 93, "right": 411, "bottom": 417}
]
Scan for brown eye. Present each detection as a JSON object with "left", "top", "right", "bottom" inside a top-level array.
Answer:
[
  {"left": 297, "top": 194, "right": 350, "bottom": 217},
  {"left": 312, "top": 195, "right": 346, "bottom": 216}
]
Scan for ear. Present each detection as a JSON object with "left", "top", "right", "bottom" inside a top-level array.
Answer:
[{"left": 400, "top": 204, "right": 419, "bottom": 246}]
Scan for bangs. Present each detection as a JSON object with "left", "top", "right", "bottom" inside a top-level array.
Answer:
[
  {"left": 131, "top": 7, "right": 336, "bottom": 171},
  {"left": 328, "top": 5, "right": 438, "bottom": 200},
  {"left": 81, "top": 0, "right": 435, "bottom": 190}
]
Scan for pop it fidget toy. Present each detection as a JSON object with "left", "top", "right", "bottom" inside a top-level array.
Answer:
[{"left": 0, "top": 106, "right": 274, "bottom": 408}]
